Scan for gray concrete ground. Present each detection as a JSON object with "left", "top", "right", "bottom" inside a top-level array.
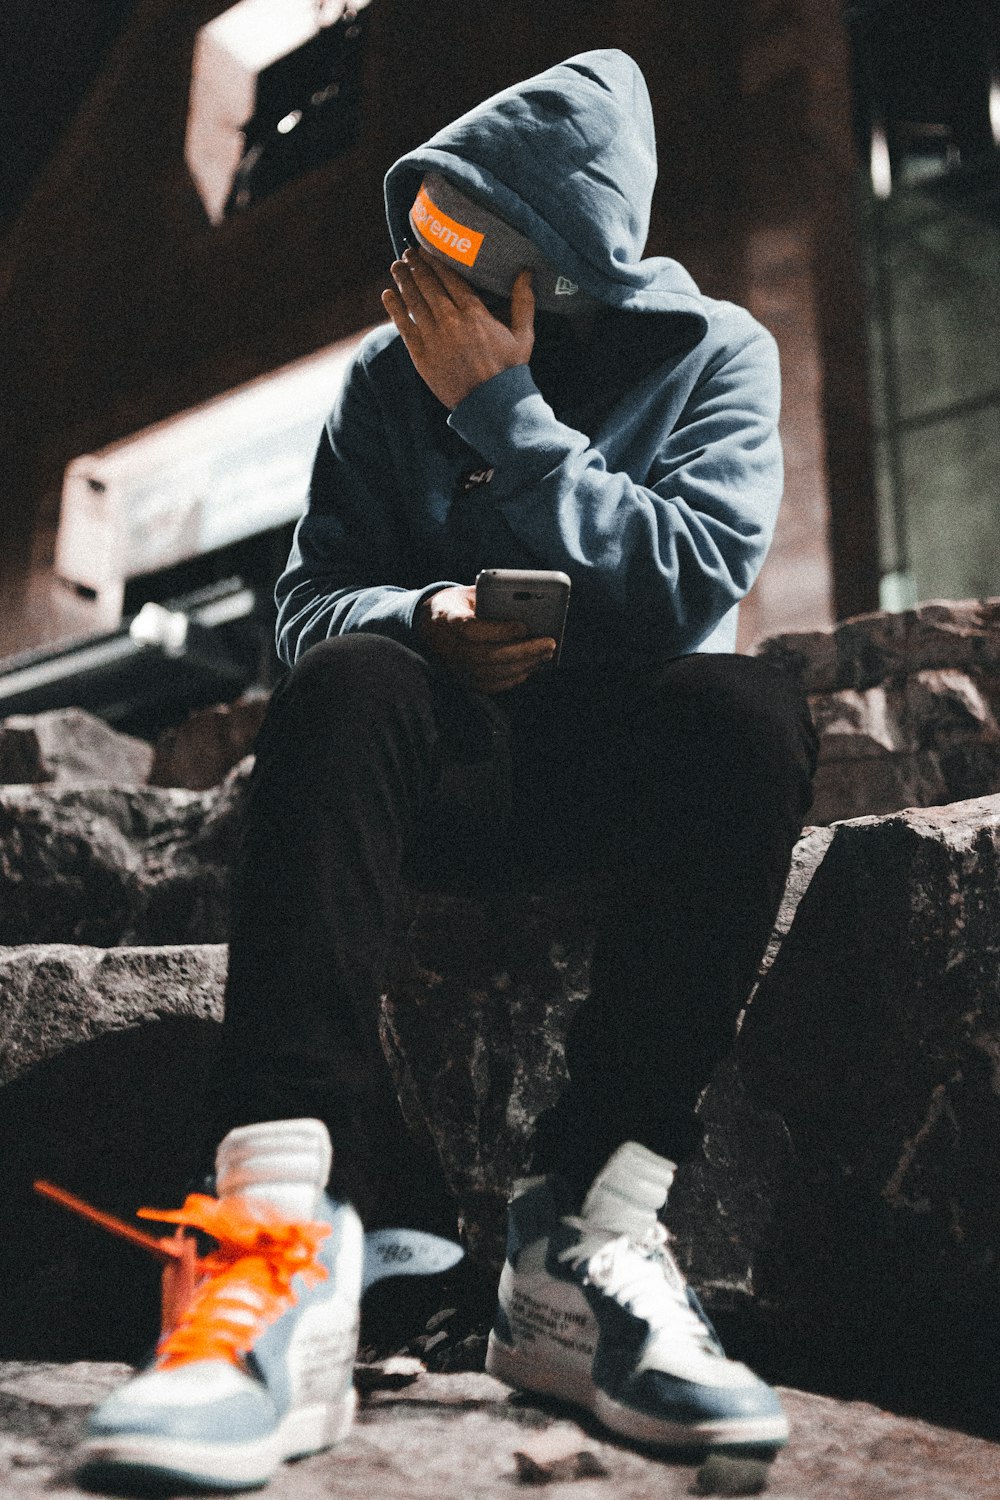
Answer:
[{"left": 1, "top": 1361, "right": 998, "bottom": 1499}]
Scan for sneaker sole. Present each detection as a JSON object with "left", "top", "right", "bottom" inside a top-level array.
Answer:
[
  {"left": 485, "top": 1333, "right": 788, "bottom": 1452},
  {"left": 78, "top": 1387, "right": 357, "bottom": 1491}
]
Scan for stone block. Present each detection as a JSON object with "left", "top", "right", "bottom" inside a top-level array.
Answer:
[
  {"left": 0, "top": 759, "right": 249, "bottom": 945},
  {"left": 0, "top": 709, "right": 153, "bottom": 787},
  {"left": 381, "top": 888, "right": 600, "bottom": 1263},
  {"left": 149, "top": 690, "right": 268, "bottom": 790},
  {"left": 757, "top": 596, "right": 1000, "bottom": 693},
  {"left": 755, "top": 603, "right": 1000, "bottom": 823},
  {"left": 809, "top": 749, "right": 951, "bottom": 824},
  {"left": 803, "top": 667, "right": 1000, "bottom": 824},
  {"left": 809, "top": 668, "right": 1000, "bottom": 762},
  {"left": 900, "top": 667, "right": 1000, "bottom": 749},
  {"left": 810, "top": 740, "right": 1000, "bottom": 825},
  {"left": 729, "top": 792, "right": 1000, "bottom": 1420},
  {"left": 809, "top": 682, "right": 899, "bottom": 758}
]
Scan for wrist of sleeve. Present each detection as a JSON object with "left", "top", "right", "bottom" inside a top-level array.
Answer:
[
  {"left": 399, "top": 582, "right": 461, "bottom": 637},
  {"left": 447, "top": 364, "right": 582, "bottom": 492},
  {"left": 349, "top": 581, "right": 460, "bottom": 643}
]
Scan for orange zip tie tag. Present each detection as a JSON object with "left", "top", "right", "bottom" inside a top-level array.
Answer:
[{"left": 34, "top": 1179, "right": 200, "bottom": 1335}]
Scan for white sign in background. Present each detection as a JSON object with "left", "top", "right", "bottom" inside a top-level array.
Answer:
[{"left": 55, "top": 332, "right": 369, "bottom": 620}]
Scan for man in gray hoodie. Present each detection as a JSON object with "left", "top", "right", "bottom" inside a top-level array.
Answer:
[{"left": 81, "top": 51, "right": 816, "bottom": 1490}]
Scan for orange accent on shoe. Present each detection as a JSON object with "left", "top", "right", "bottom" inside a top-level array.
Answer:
[
  {"left": 134, "top": 1194, "right": 331, "bottom": 1370},
  {"left": 161, "top": 1227, "right": 200, "bottom": 1336},
  {"left": 34, "top": 1179, "right": 201, "bottom": 1334},
  {"left": 34, "top": 1180, "right": 186, "bottom": 1261}
]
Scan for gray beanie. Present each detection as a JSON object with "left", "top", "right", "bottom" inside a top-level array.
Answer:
[{"left": 407, "top": 172, "right": 598, "bottom": 316}]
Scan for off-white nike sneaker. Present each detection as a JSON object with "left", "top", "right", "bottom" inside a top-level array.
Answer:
[
  {"left": 80, "top": 1119, "right": 363, "bottom": 1491},
  {"left": 485, "top": 1141, "right": 789, "bottom": 1452}
]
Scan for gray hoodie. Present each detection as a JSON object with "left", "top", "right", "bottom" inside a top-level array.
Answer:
[{"left": 276, "top": 49, "right": 782, "bottom": 667}]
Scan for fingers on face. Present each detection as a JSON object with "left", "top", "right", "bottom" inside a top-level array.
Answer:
[
  {"left": 381, "top": 286, "right": 421, "bottom": 348},
  {"left": 391, "top": 246, "right": 503, "bottom": 326},
  {"left": 415, "top": 248, "right": 478, "bottom": 306},
  {"left": 405, "top": 245, "right": 483, "bottom": 311},
  {"left": 510, "top": 269, "right": 536, "bottom": 338},
  {"left": 390, "top": 256, "right": 433, "bottom": 323}
]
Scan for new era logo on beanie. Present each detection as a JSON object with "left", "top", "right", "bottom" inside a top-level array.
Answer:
[{"left": 407, "top": 173, "right": 596, "bottom": 315}]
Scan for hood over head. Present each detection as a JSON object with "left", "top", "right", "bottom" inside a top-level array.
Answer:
[{"left": 384, "top": 49, "right": 709, "bottom": 330}]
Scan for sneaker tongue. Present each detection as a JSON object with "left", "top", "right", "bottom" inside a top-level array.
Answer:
[
  {"left": 214, "top": 1119, "right": 332, "bottom": 1220},
  {"left": 580, "top": 1142, "right": 676, "bottom": 1238}
]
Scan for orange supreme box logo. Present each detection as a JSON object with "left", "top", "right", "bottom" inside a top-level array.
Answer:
[{"left": 411, "top": 185, "right": 484, "bottom": 268}]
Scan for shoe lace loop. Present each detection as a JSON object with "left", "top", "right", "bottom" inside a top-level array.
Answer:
[
  {"left": 137, "top": 1193, "right": 330, "bottom": 1370},
  {"left": 557, "top": 1221, "right": 712, "bottom": 1348}
]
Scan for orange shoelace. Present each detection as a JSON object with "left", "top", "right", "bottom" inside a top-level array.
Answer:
[{"left": 136, "top": 1194, "right": 330, "bottom": 1370}]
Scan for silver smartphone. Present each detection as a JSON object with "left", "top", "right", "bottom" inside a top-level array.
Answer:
[{"left": 475, "top": 568, "right": 571, "bottom": 666}]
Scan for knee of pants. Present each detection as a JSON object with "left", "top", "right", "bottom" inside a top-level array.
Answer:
[{"left": 280, "top": 633, "right": 433, "bottom": 723}]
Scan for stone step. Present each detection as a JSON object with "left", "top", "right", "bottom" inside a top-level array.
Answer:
[
  {"left": 0, "top": 1362, "right": 995, "bottom": 1499},
  {"left": 757, "top": 596, "right": 1000, "bottom": 692},
  {"left": 0, "top": 762, "right": 249, "bottom": 945}
]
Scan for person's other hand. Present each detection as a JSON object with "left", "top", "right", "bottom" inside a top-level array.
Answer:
[
  {"left": 417, "top": 585, "right": 555, "bottom": 694},
  {"left": 382, "top": 248, "right": 535, "bottom": 409}
]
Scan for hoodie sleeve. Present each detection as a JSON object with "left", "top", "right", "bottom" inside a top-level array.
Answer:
[
  {"left": 446, "top": 328, "right": 782, "bottom": 651},
  {"left": 274, "top": 354, "right": 459, "bottom": 668}
]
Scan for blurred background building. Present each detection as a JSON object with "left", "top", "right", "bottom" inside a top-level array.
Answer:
[{"left": 0, "top": 0, "right": 997, "bottom": 725}]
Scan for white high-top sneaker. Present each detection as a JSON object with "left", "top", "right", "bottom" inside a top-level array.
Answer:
[
  {"left": 80, "top": 1119, "right": 363, "bottom": 1491},
  {"left": 485, "top": 1142, "right": 789, "bottom": 1452}
]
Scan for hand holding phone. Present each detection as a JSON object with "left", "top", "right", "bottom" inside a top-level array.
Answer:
[
  {"left": 475, "top": 569, "right": 571, "bottom": 667},
  {"left": 417, "top": 584, "right": 556, "bottom": 695}
]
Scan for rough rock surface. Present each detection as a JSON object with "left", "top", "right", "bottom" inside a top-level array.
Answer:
[
  {"left": 755, "top": 824, "right": 834, "bottom": 979},
  {"left": 0, "top": 1363, "right": 996, "bottom": 1500},
  {"left": 383, "top": 829, "right": 834, "bottom": 1269},
  {"left": 0, "top": 943, "right": 225, "bottom": 1089},
  {"left": 0, "top": 814, "right": 839, "bottom": 1359},
  {"left": 807, "top": 668, "right": 1000, "bottom": 822},
  {"left": 757, "top": 596, "right": 1000, "bottom": 692},
  {"left": 0, "top": 758, "right": 249, "bottom": 945},
  {"left": 149, "top": 689, "right": 269, "bottom": 790},
  {"left": 757, "top": 601, "right": 1000, "bottom": 823},
  {"left": 0, "top": 709, "right": 153, "bottom": 788},
  {"left": 0, "top": 828, "right": 833, "bottom": 1359},
  {"left": 733, "top": 791, "right": 1000, "bottom": 1436},
  {"left": 0, "top": 945, "right": 226, "bottom": 1359},
  {"left": 667, "top": 1057, "right": 795, "bottom": 1308},
  {"left": 6, "top": 788, "right": 1000, "bottom": 1434},
  {"left": 383, "top": 888, "right": 599, "bottom": 1263}
]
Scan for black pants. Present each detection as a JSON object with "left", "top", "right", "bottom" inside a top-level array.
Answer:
[{"left": 210, "top": 634, "right": 817, "bottom": 1207}]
